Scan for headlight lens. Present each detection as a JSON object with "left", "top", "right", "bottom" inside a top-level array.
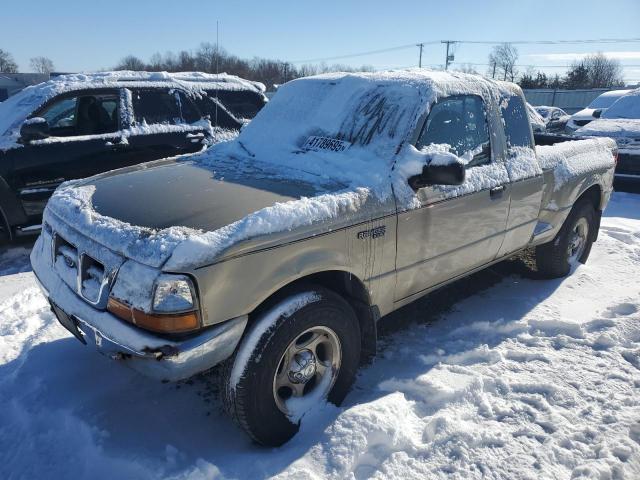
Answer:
[{"left": 153, "top": 274, "right": 196, "bottom": 313}]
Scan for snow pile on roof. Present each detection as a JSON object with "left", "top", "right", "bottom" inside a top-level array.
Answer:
[
  {"left": 168, "top": 71, "right": 266, "bottom": 93},
  {"left": 2, "top": 192, "right": 640, "bottom": 479},
  {"left": 537, "top": 137, "right": 616, "bottom": 190}
]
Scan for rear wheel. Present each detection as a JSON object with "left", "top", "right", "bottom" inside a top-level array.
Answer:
[
  {"left": 535, "top": 200, "right": 596, "bottom": 278},
  {"left": 220, "top": 286, "right": 361, "bottom": 446}
]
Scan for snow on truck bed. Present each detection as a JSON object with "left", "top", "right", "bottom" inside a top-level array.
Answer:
[{"left": 2, "top": 192, "right": 640, "bottom": 479}]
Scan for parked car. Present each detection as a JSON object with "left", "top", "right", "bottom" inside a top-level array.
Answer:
[
  {"left": 576, "top": 88, "right": 640, "bottom": 178},
  {"left": 566, "top": 89, "right": 631, "bottom": 132},
  {"left": 0, "top": 72, "right": 242, "bottom": 240},
  {"left": 526, "top": 102, "right": 546, "bottom": 132},
  {"left": 169, "top": 72, "right": 268, "bottom": 122},
  {"left": 31, "top": 71, "right": 616, "bottom": 446},
  {"left": 534, "top": 106, "right": 570, "bottom": 133}
]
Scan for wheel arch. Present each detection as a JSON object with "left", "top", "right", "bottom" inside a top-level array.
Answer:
[{"left": 247, "top": 269, "right": 378, "bottom": 364}]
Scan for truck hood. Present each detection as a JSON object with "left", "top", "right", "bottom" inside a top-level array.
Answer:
[
  {"left": 43, "top": 155, "right": 372, "bottom": 270},
  {"left": 85, "top": 160, "right": 316, "bottom": 232}
]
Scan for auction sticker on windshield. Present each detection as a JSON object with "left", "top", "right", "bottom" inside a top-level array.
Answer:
[{"left": 303, "top": 136, "right": 351, "bottom": 152}]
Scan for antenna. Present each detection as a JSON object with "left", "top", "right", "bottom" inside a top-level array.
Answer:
[{"left": 215, "top": 20, "right": 219, "bottom": 127}]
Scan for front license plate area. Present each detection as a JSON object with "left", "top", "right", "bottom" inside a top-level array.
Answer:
[{"left": 50, "top": 302, "right": 87, "bottom": 345}]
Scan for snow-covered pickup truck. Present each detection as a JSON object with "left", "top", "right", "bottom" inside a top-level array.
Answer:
[{"left": 31, "top": 71, "right": 617, "bottom": 446}]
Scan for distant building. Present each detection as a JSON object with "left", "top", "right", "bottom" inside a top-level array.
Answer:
[{"left": 0, "top": 73, "right": 49, "bottom": 101}]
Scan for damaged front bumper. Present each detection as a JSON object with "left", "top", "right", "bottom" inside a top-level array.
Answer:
[{"left": 31, "top": 237, "right": 247, "bottom": 381}]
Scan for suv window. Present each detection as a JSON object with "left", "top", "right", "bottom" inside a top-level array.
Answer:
[
  {"left": 132, "top": 89, "right": 200, "bottom": 125},
  {"left": 210, "top": 90, "right": 266, "bottom": 119},
  {"left": 500, "top": 95, "right": 534, "bottom": 149},
  {"left": 417, "top": 95, "right": 491, "bottom": 167},
  {"left": 38, "top": 93, "right": 120, "bottom": 137},
  {"left": 191, "top": 95, "right": 242, "bottom": 130}
]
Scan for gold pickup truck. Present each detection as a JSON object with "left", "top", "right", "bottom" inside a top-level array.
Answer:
[{"left": 31, "top": 70, "right": 616, "bottom": 445}]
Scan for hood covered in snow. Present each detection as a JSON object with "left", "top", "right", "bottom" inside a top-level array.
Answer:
[
  {"left": 83, "top": 159, "right": 324, "bottom": 232},
  {"left": 576, "top": 118, "right": 640, "bottom": 139}
]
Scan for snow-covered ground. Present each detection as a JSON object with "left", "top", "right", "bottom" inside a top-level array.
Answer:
[{"left": 1, "top": 192, "right": 639, "bottom": 479}]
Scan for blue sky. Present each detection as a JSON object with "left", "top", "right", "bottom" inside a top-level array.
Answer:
[{"left": 2, "top": 0, "right": 640, "bottom": 82}]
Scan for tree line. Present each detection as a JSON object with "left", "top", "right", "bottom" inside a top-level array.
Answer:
[
  {"left": 113, "top": 43, "right": 374, "bottom": 88},
  {"left": 484, "top": 43, "right": 625, "bottom": 90},
  {"left": 0, "top": 49, "right": 56, "bottom": 74},
  {"left": 1, "top": 43, "right": 628, "bottom": 91}
]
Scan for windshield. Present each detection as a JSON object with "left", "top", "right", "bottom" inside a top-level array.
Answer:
[
  {"left": 237, "top": 75, "right": 426, "bottom": 160},
  {"left": 602, "top": 91, "right": 640, "bottom": 119},
  {"left": 588, "top": 90, "right": 630, "bottom": 109}
]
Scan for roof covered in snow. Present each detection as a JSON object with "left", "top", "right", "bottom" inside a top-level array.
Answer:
[{"left": 0, "top": 70, "right": 265, "bottom": 148}]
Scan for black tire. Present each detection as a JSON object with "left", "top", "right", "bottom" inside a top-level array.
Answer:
[
  {"left": 535, "top": 200, "right": 596, "bottom": 278},
  {"left": 220, "top": 285, "right": 361, "bottom": 446}
]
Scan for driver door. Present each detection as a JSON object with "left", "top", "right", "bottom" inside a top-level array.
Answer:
[
  {"left": 394, "top": 94, "right": 510, "bottom": 303},
  {"left": 6, "top": 89, "right": 125, "bottom": 222}
]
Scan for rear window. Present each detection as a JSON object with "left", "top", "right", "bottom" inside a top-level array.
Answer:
[
  {"left": 500, "top": 95, "right": 534, "bottom": 149},
  {"left": 208, "top": 90, "right": 266, "bottom": 119}
]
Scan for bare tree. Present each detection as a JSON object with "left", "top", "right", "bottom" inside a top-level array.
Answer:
[
  {"left": 114, "top": 55, "right": 146, "bottom": 71},
  {"left": 488, "top": 43, "right": 518, "bottom": 81},
  {"left": 0, "top": 48, "right": 18, "bottom": 73},
  {"left": 563, "top": 53, "right": 624, "bottom": 89},
  {"left": 583, "top": 53, "right": 624, "bottom": 88},
  {"left": 30, "top": 56, "right": 55, "bottom": 74}
]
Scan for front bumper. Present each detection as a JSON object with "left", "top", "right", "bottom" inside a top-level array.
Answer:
[{"left": 31, "top": 235, "right": 247, "bottom": 382}]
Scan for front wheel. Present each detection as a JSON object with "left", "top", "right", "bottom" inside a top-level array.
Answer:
[
  {"left": 220, "top": 286, "right": 361, "bottom": 446},
  {"left": 535, "top": 200, "right": 596, "bottom": 278}
]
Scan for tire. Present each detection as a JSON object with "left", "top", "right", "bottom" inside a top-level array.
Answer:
[
  {"left": 219, "top": 285, "right": 361, "bottom": 446},
  {"left": 535, "top": 200, "right": 596, "bottom": 278}
]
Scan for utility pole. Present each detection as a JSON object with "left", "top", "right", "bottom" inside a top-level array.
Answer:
[
  {"left": 441, "top": 40, "right": 456, "bottom": 70},
  {"left": 416, "top": 43, "right": 424, "bottom": 68}
]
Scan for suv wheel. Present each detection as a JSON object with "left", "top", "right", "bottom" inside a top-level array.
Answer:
[
  {"left": 220, "top": 286, "right": 361, "bottom": 446},
  {"left": 535, "top": 199, "right": 596, "bottom": 278}
]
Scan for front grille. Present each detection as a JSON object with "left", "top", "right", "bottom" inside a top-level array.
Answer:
[
  {"left": 617, "top": 153, "right": 640, "bottom": 176},
  {"left": 51, "top": 231, "right": 116, "bottom": 309}
]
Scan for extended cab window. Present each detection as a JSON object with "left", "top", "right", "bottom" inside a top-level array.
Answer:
[
  {"left": 132, "top": 89, "right": 200, "bottom": 125},
  {"left": 500, "top": 95, "right": 534, "bottom": 149},
  {"left": 417, "top": 95, "right": 491, "bottom": 167},
  {"left": 38, "top": 93, "right": 120, "bottom": 137}
]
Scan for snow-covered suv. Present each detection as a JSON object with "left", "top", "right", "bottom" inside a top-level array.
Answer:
[{"left": 31, "top": 70, "right": 616, "bottom": 446}]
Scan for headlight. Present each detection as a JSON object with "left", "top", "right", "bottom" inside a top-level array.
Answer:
[
  {"left": 153, "top": 274, "right": 196, "bottom": 312},
  {"left": 107, "top": 274, "right": 200, "bottom": 334}
]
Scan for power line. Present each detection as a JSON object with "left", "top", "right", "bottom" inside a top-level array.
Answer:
[
  {"left": 289, "top": 42, "right": 439, "bottom": 64},
  {"left": 289, "top": 38, "right": 640, "bottom": 64}
]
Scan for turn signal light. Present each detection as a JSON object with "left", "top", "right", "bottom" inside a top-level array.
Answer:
[{"left": 107, "top": 297, "right": 199, "bottom": 333}]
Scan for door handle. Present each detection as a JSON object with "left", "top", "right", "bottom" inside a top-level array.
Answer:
[
  {"left": 186, "top": 132, "right": 205, "bottom": 139},
  {"left": 105, "top": 139, "right": 129, "bottom": 150},
  {"left": 489, "top": 185, "right": 505, "bottom": 199}
]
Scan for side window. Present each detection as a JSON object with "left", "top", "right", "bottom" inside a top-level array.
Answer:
[
  {"left": 176, "top": 91, "right": 201, "bottom": 124},
  {"left": 500, "top": 95, "right": 534, "bottom": 149},
  {"left": 132, "top": 90, "right": 182, "bottom": 125},
  {"left": 417, "top": 95, "right": 491, "bottom": 167},
  {"left": 38, "top": 94, "right": 119, "bottom": 137}
]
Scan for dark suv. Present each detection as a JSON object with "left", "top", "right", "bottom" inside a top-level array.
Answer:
[{"left": 0, "top": 73, "right": 243, "bottom": 240}]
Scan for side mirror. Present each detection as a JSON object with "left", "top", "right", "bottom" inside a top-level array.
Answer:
[
  {"left": 592, "top": 109, "right": 602, "bottom": 119},
  {"left": 409, "top": 156, "right": 466, "bottom": 190},
  {"left": 20, "top": 117, "right": 50, "bottom": 142}
]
